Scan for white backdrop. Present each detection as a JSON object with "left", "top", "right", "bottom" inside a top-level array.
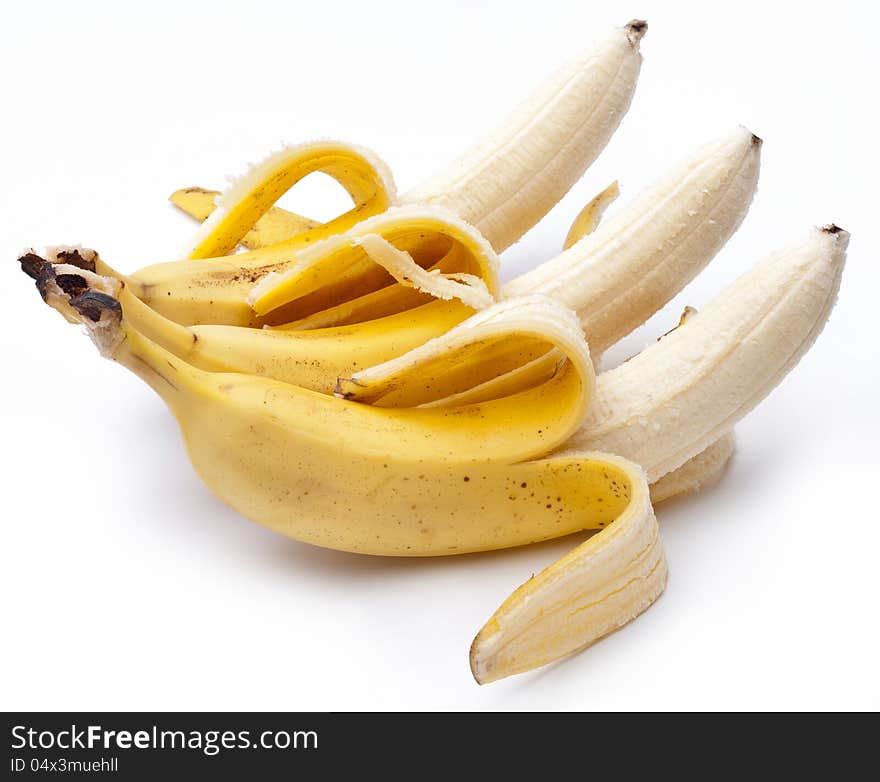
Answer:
[{"left": 2, "top": 0, "right": 877, "bottom": 710}]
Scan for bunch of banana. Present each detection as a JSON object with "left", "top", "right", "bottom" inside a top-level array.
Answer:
[{"left": 19, "top": 20, "right": 848, "bottom": 684}]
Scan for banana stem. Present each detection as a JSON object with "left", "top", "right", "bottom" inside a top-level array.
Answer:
[{"left": 18, "top": 251, "right": 194, "bottom": 407}]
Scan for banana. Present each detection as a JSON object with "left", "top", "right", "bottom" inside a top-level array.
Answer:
[
  {"left": 20, "top": 208, "right": 849, "bottom": 686},
  {"left": 172, "top": 21, "right": 647, "bottom": 256},
  {"left": 564, "top": 225, "right": 849, "bottom": 481},
  {"left": 336, "top": 219, "right": 846, "bottom": 682},
  {"left": 504, "top": 125, "right": 762, "bottom": 354},
  {"left": 125, "top": 20, "right": 644, "bottom": 330},
  {"left": 173, "top": 124, "right": 758, "bottom": 364},
  {"left": 398, "top": 21, "right": 646, "bottom": 251},
  {"left": 23, "top": 221, "right": 846, "bottom": 684},
  {"left": 15, "top": 15, "right": 849, "bottom": 686}
]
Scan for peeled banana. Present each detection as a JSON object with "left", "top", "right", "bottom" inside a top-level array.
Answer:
[{"left": 566, "top": 225, "right": 848, "bottom": 481}]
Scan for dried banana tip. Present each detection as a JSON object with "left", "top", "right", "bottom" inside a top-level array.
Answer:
[
  {"left": 820, "top": 224, "right": 850, "bottom": 250},
  {"left": 18, "top": 251, "right": 47, "bottom": 279},
  {"left": 17, "top": 252, "right": 57, "bottom": 301},
  {"left": 625, "top": 20, "right": 648, "bottom": 44},
  {"left": 18, "top": 248, "right": 124, "bottom": 356}
]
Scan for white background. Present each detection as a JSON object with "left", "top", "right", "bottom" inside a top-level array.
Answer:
[{"left": 2, "top": 0, "right": 878, "bottom": 711}]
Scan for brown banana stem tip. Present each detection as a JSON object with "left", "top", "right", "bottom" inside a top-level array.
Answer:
[
  {"left": 18, "top": 252, "right": 56, "bottom": 300},
  {"left": 625, "top": 20, "right": 648, "bottom": 45},
  {"left": 17, "top": 249, "right": 124, "bottom": 356}
]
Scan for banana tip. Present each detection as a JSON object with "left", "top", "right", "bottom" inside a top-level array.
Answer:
[
  {"left": 625, "top": 19, "right": 648, "bottom": 45},
  {"left": 821, "top": 223, "right": 850, "bottom": 249},
  {"left": 18, "top": 251, "right": 47, "bottom": 280},
  {"left": 18, "top": 252, "right": 56, "bottom": 301}
]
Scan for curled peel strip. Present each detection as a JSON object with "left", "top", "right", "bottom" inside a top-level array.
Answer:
[
  {"left": 469, "top": 460, "right": 665, "bottom": 685},
  {"left": 182, "top": 140, "right": 397, "bottom": 260},
  {"left": 562, "top": 180, "right": 620, "bottom": 250},
  {"left": 170, "top": 186, "right": 321, "bottom": 251},
  {"left": 337, "top": 293, "right": 592, "bottom": 414},
  {"left": 248, "top": 204, "right": 501, "bottom": 321},
  {"left": 352, "top": 235, "right": 494, "bottom": 312}
]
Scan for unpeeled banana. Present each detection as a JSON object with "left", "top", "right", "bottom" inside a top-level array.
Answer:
[{"left": 18, "top": 20, "right": 848, "bottom": 685}]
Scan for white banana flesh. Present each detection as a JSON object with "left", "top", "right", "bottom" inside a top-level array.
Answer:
[
  {"left": 566, "top": 225, "right": 849, "bottom": 481},
  {"left": 505, "top": 126, "right": 762, "bottom": 354},
  {"left": 384, "top": 21, "right": 646, "bottom": 251},
  {"left": 647, "top": 307, "right": 736, "bottom": 503}
]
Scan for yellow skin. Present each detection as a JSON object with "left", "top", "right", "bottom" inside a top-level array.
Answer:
[
  {"left": 36, "top": 270, "right": 666, "bottom": 682},
  {"left": 44, "top": 283, "right": 647, "bottom": 556},
  {"left": 33, "top": 275, "right": 664, "bottom": 683},
  {"left": 107, "top": 145, "right": 616, "bottom": 334},
  {"left": 105, "top": 141, "right": 397, "bottom": 327},
  {"left": 91, "top": 175, "right": 610, "bottom": 398},
  {"left": 169, "top": 186, "right": 320, "bottom": 249},
  {"left": 245, "top": 206, "right": 499, "bottom": 319},
  {"left": 124, "top": 290, "right": 473, "bottom": 395},
  {"left": 561, "top": 181, "right": 619, "bottom": 250},
  {"left": 105, "top": 203, "right": 499, "bottom": 394}
]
